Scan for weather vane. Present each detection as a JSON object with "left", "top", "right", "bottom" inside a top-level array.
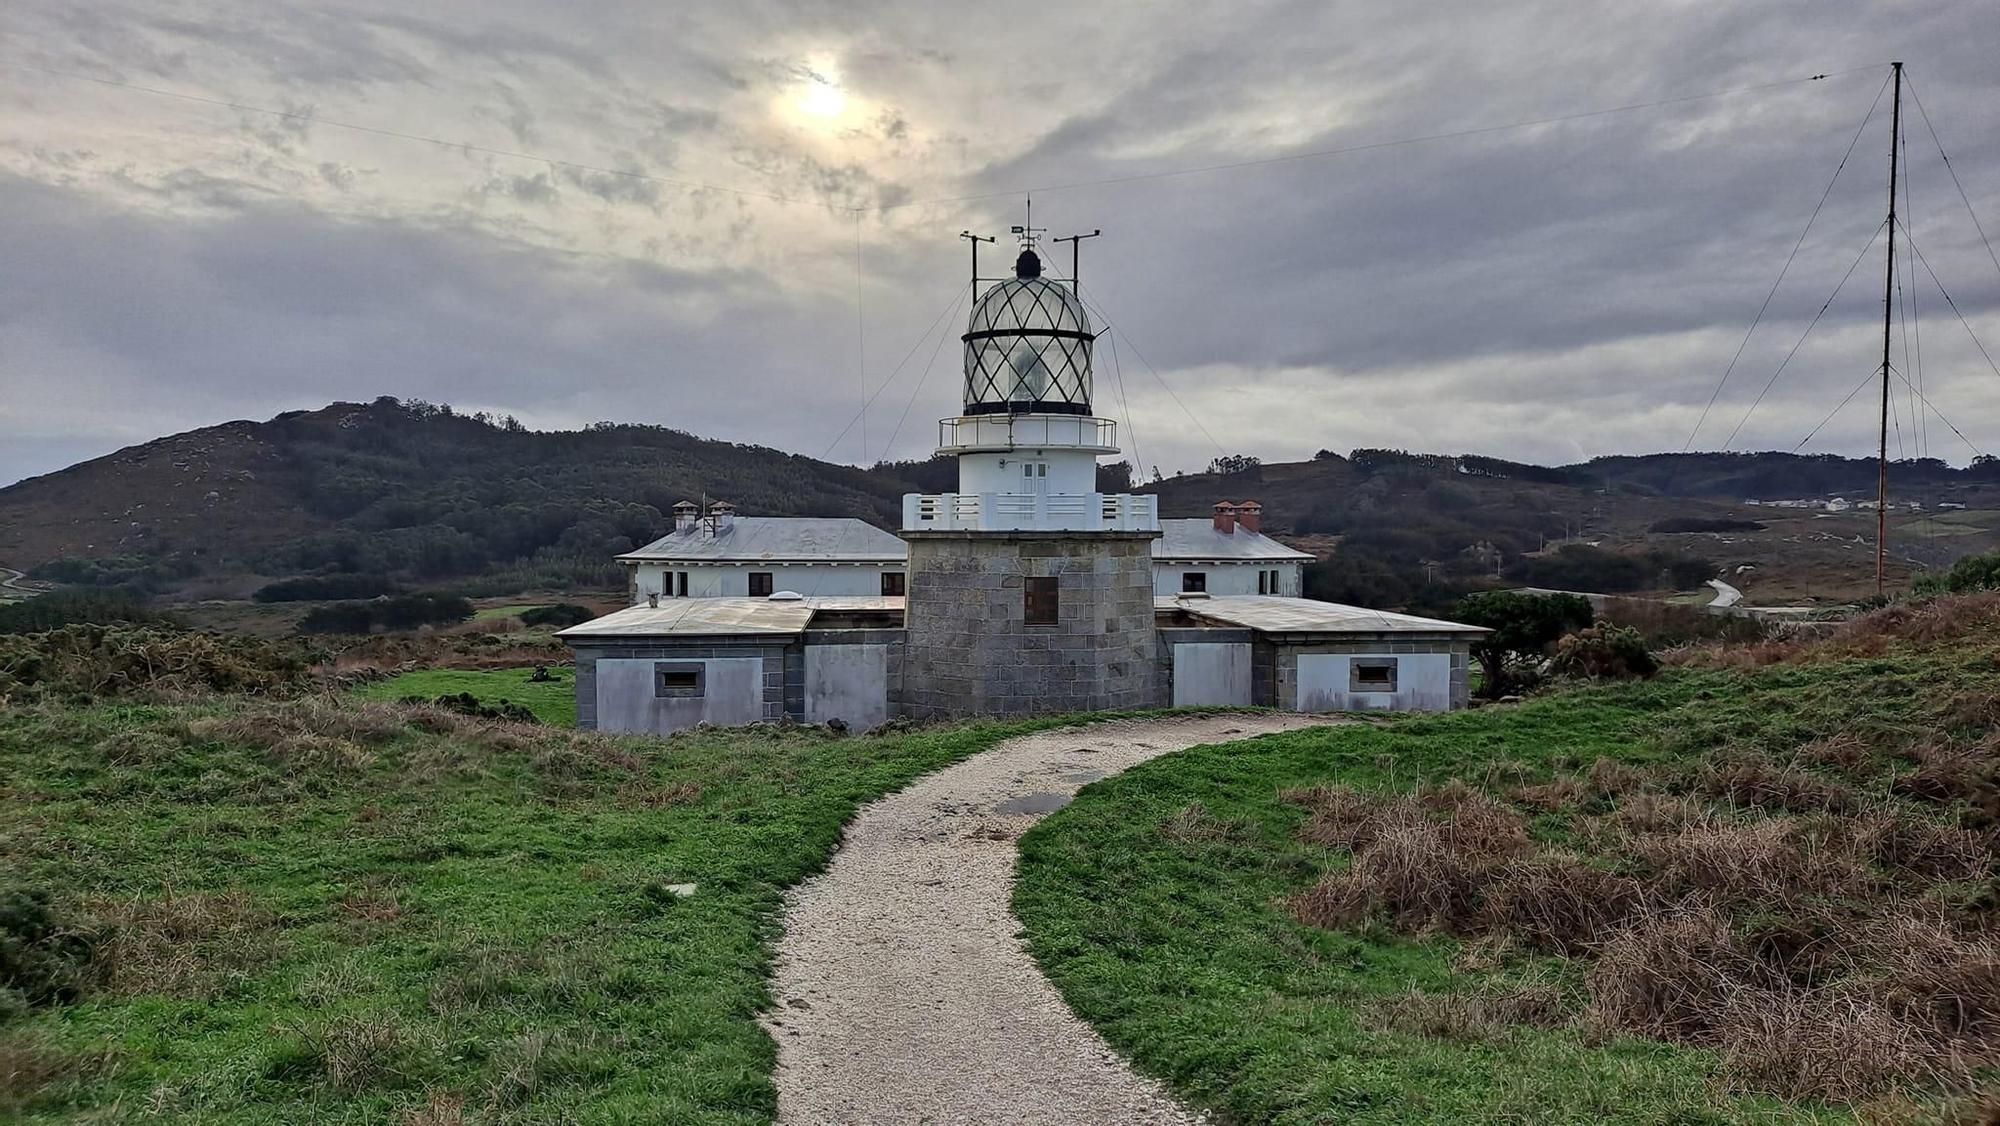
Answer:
[{"left": 1009, "top": 196, "right": 1046, "bottom": 252}]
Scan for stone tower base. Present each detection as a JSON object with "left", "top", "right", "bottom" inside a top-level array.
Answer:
[{"left": 896, "top": 531, "right": 1161, "bottom": 720}]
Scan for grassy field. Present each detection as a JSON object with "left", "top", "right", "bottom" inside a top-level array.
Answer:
[
  {"left": 1015, "top": 605, "right": 2000, "bottom": 1123},
  {"left": 354, "top": 666, "right": 579, "bottom": 726},
  {"left": 0, "top": 698, "right": 1064, "bottom": 1123}
]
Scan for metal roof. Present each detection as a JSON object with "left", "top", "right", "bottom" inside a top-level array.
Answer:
[
  {"left": 1159, "top": 594, "right": 1487, "bottom": 636},
  {"left": 1153, "top": 519, "right": 1314, "bottom": 562},
  {"left": 559, "top": 596, "right": 907, "bottom": 640},
  {"left": 618, "top": 518, "right": 908, "bottom": 563}
]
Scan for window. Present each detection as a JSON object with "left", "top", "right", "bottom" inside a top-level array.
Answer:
[
  {"left": 675, "top": 571, "right": 689, "bottom": 598},
  {"left": 747, "top": 572, "right": 774, "bottom": 597},
  {"left": 1257, "top": 570, "right": 1269, "bottom": 595},
  {"left": 1181, "top": 571, "right": 1207, "bottom": 594},
  {"left": 881, "top": 571, "right": 906, "bottom": 596},
  {"left": 654, "top": 662, "right": 705, "bottom": 698},
  {"left": 1024, "top": 576, "right": 1059, "bottom": 625},
  {"left": 1350, "top": 659, "right": 1398, "bottom": 693}
]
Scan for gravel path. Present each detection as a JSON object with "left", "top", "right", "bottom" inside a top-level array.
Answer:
[{"left": 763, "top": 712, "right": 1341, "bottom": 1125}]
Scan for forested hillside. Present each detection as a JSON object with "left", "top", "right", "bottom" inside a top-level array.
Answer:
[{"left": 0, "top": 399, "right": 910, "bottom": 591}]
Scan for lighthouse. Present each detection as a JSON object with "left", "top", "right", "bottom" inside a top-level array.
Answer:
[{"left": 896, "top": 227, "right": 1163, "bottom": 719}]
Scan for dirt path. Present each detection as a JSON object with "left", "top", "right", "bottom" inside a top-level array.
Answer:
[{"left": 763, "top": 712, "right": 1342, "bottom": 1125}]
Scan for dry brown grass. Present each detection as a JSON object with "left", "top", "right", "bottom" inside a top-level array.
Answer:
[
  {"left": 87, "top": 888, "right": 277, "bottom": 998},
  {"left": 1672, "top": 594, "right": 2000, "bottom": 671},
  {"left": 1161, "top": 801, "right": 1243, "bottom": 844},
  {"left": 276, "top": 1011, "right": 432, "bottom": 1093},
  {"left": 1284, "top": 742, "right": 2000, "bottom": 1105}
]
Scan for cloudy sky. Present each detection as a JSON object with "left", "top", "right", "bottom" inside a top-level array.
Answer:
[{"left": 3, "top": 1, "right": 1999, "bottom": 488}]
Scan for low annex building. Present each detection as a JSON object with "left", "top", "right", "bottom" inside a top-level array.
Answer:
[{"left": 562, "top": 231, "right": 1482, "bottom": 733}]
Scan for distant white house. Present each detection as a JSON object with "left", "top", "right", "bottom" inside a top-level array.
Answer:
[{"left": 620, "top": 499, "right": 1312, "bottom": 606}]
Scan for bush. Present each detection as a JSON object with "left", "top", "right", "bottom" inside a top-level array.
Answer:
[
  {"left": 0, "top": 589, "right": 167, "bottom": 634},
  {"left": 1550, "top": 624, "right": 1659, "bottom": 681},
  {"left": 518, "top": 604, "right": 593, "bottom": 628},
  {"left": 1506, "top": 544, "right": 1716, "bottom": 593},
  {"left": 297, "top": 593, "right": 473, "bottom": 635},
  {"left": 1914, "top": 550, "right": 2000, "bottom": 596},
  {"left": 0, "top": 626, "right": 313, "bottom": 702},
  {"left": 0, "top": 888, "right": 98, "bottom": 1010},
  {"left": 253, "top": 574, "right": 401, "bottom": 602}
]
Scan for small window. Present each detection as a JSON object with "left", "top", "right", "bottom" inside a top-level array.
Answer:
[
  {"left": 881, "top": 571, "right": 906, "bottom": 596},
  {"left": 1257, "top": 570, "right": 1269, "bottom": 595},
  {"left": 1024, "top": 576, "right": 1059, "bottom": 625},
  {"left": 1350, "top": 659, "right": 1398, "bottom": 693},
  {"left": 675, "top": 571, "right": 689, "bottom": 598},
  {"left": 747, "top": 572, "right": 774, "bottom": 597},
  {"left": 1181, "top": 571, "right": 1207, "bottom": 593},
  {"left": 655, "top": 662, "right": 705, "bottom": 698}
]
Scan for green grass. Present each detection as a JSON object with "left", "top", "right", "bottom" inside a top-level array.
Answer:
[
  {"left": 1015, "top": 652, "right": 1996, "bottom": 1123},
  {"left": 0, "top": 699, "right": 1075, "bottom": 1123},
  {"left": 354, "top": 666, "right": 578, "bottom": 726}
]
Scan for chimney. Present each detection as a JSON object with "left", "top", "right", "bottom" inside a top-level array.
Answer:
[
  {"left": 1237, "top": 499, "right": 1263, "bottom": 534},
  {"left": 672, "top": 500, "right": 700, "bottom": 533},
  {"left": 707, "top": 500, "right": 736, "bottom": 535},
  {"left": 647, "top": 592, "right": 660, "bottom": 609},
  {"left": 1212, "top": 501, "right": 1237, "bottom": 535}
]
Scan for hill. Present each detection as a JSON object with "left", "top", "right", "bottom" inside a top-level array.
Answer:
[
  {"left": 7, "top": 404, "right": 1999, "bottom": 605},
  {"left": 0, "top": 398, "right": 911, "bottom": 593}
]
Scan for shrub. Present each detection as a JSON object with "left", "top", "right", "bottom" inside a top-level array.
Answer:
[
  {"left": 253, "top": 574, "right": 401, "bottom": 602},
  {"left": 0, "top": 626, "right": 312, "bottom": 702},
  {"left": 298, "top": 593, "right": 473, "bottom": 635},
  {"left": 518, "top": 604, "right": 594, "bottom": 628},
  {"left": 0, "top": 888, "right": 98, "bottom": 1009},
  {"left": 1550, "top": 623, "right": 1659, "bottom": 681},
  {"left": 0, "top": 589, "right": 168, "bottom": 634}
]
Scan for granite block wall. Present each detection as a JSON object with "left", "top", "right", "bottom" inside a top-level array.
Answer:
[{"left": 897, "top": 531, "right": 1163, "bottom": 719}]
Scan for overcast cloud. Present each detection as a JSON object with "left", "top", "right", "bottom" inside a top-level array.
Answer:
[{"left": 3, "top": 0, "right": 1999, "bottom": 488}]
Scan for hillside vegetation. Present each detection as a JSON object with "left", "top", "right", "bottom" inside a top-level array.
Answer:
[
  {"left": 1016, "top": 596, "right": 2000, "bottom": 1122},
  {"left": 0, "top": 399, "right": 911, "bottom": 591},
  {"left": 10, "top": 400, "right": 2000, "bottom": 605}
]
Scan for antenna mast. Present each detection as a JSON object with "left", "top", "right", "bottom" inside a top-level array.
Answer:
[
  {"left": 958, "top": 229, "right": 996, "bottom": 306},
  {"left": 1877, "top": 61, "right": 1903, "bottom": 596},
  {"left": 1053, "top": 229, "right": 1102, "bottom": 290}
]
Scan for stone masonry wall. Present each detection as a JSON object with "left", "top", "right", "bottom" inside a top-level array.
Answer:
[{"left": 897, "top": 531, "right": 1162, "bottom": 719}]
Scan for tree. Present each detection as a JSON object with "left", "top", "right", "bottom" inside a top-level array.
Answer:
[
  {"left": 1206, "top": 454, "right": 1262, "bottom": 475},
  {"left": 1451, "top": 591, "right": 1593, "bottom": 698}
]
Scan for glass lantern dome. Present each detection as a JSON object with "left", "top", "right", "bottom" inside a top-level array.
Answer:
[{"left": 961, "top": 249, "right": 1094, "bottom": 416}]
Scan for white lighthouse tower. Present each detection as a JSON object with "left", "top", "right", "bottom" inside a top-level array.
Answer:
[
  {"left": 900, "top": 238, "right": 1158, "bottom": 534},
  {"left": 896, "top": 227, "right": 1162, "bottom": 719}
]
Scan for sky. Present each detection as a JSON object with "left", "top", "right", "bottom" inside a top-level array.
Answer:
[{"left": 3, "top": 1, "right": 1999, "bottom": 489}]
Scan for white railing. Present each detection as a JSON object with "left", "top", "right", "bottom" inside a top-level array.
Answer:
[
  {"left": 937, "top": 415, "right": 1117, "bottom": 452},
  {"left": 903, "top": 491, "right": 1158, "bottom": 532}
]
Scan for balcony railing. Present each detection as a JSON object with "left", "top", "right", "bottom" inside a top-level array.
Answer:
[
  {"left": 936, "top": 414, "right": 1117, "bottom": 453},
  {"left": 902, "top": 491, "right": 1158, "bottom": 532}
]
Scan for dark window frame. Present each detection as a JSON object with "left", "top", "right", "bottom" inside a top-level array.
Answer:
[
  {"left": 1349, "top": 658, "right": 1398, "bottom": 693},
  {"left": 747, "top": 571, "right": 774, "bottom": 597},
  {"left": 675, "top": 571, "right": 689, "bottom": 598},
  {"left": 654, "top": 661, "right": 705, "bottom": 698},
  {"left": 1181, "top": 571, "right": 1207, "bottom": 594},
  {"left": 1024, "top": 576, "right": 1059, "bottom": 626},
  {"left": 881, "top": 571, "right": 906, "bottom": 596}
]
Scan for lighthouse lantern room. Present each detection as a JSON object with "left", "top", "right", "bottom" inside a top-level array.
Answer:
[{"left": 901, "top": 230, "right": 1158, "bottom": 533}]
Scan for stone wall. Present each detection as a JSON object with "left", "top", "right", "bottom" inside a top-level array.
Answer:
[{"left": 898, "top": 531, "right": 1162, "bottom": 719}]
